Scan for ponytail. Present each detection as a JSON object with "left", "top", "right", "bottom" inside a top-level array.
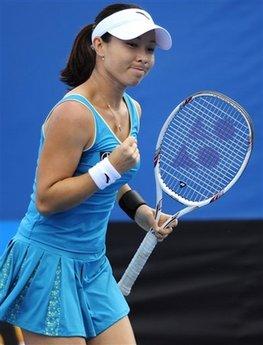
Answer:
[{"left": 60, "top": 24, "right": 95, "bottom": 89}]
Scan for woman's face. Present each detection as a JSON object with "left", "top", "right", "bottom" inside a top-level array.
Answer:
[{"left": 101, "top": 30, "right": 156, "bottom": 86}]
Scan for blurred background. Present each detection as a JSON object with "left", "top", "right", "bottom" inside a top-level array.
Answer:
[{"left": 0, "top": 0, "right": 262, "bottom": 344}]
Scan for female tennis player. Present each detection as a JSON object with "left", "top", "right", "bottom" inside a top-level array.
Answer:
[{"left": 0, "top": 3, "right": 177, "bottom": 344}]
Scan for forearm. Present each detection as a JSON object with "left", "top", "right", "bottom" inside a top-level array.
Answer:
[
  {"left": 36, "top": 172, "right": 98, "bottom": 216},
  {"left": 118, "top": 186, "right": 151, "bottom": 224},
  {"left": 117, "top": 184, "right": 131, "bottom": 202},
  {"left": 134, "top": 204, "right": 154, "bottom": 231},
  {"left": 118, "top": 187, "right": 169, "bottom": 233}
]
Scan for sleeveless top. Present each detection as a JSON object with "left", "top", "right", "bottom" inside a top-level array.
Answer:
[{"left": 17, "top": 93, "right": 140, "bottom": 254}]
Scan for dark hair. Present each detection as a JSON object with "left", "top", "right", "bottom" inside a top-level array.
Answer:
[{"left": 60, "top": 3, "right": 142, "bottom": 89}]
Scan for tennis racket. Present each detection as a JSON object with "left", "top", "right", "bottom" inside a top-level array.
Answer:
[{"left": 118, "top": 90, "right": 253, "bottom": 296}]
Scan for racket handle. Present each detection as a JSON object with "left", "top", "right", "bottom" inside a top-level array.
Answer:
[{"left": 118, "top": 229, "right": 158, "bottom": 296}]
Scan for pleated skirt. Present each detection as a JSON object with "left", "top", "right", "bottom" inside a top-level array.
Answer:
[{"left": 0, "top": 234, "right": 129, "bottom": 338}]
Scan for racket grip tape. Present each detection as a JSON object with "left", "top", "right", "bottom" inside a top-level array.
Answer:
[{"left": 118, "top": 230, "right": 158, "bottom": 296}]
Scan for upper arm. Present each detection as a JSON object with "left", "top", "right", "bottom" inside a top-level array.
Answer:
[{"left": 37, "top": 101, "right": 94, "bottom": 195}]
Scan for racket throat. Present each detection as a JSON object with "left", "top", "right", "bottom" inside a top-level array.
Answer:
[
  {"left": 155, "top": 198, "right": 163, "bottom": 221},
  {"left": 175, "top": 206, "right": 199, "bottom": 220}
]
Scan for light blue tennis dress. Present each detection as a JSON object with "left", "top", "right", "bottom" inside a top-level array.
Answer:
[{"left": 0, "top": 93, "right": 140, "bottom": 338}]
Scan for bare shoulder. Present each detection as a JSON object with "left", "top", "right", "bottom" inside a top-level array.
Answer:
[
  {"left": 44, "top": 100, "right": 95, "bottom": 149},
  {"left": 46, "top": 100, "right": 93, "bottom": 129}
]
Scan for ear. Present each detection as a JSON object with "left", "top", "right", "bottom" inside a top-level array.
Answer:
[{"left": 92, "top": 37, "right": 106, "bottom": 59}]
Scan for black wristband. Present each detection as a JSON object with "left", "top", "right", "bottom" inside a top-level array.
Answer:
[{"left": 118, "top": 190, "right": 147, "bottom": 220}]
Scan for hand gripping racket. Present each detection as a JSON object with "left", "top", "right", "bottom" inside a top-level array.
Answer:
[{"left": 118, "top": 90, "right": 253, "bottom": 296}]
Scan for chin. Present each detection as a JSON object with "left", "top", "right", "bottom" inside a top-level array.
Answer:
[{"left": 126, "top": 78, "right": 143, "bottom": 87}]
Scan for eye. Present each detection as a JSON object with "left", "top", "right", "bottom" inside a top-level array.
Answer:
[
  {"left": 126, "top": 42, "right": 138, "bottom": 48},
  {"left": 148, "top": 47, "right": 155, "bottom": 53}
]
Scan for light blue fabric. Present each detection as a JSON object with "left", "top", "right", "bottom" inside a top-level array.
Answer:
[
  {"left": 18, "top": 92, "right": 140, "bottom": 254},
  {"left": 0, "top": 93, "right": 140, "bottom": 337},
  {"left": 0, "top": 236, "right": 129, "bottom": 338}
]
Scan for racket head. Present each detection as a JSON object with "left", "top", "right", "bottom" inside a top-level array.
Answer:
[{"left": 154, "top": 90, "right": 253, "bottom": 207}]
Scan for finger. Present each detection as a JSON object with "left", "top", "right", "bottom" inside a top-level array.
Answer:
[
  {"left": 160, "top": 216, "right": 178, "bottom": 229},
  {"left": 125, "top": 143, "right": 137, "bottom": 156},
  {"left": 124, "top": 136, "right": 137, "bottom": 146},
  {"left": 131, "top": 143, "right": 138, "bottom": 153},
  {"left": 153, "top": 229, "right": 166, "bottom": 240},
  {"left": 134, "top": 147, "right": 140, "bottom": 156},
  {"left": 132, "top": 151, "right": 140, "bottom": 160},
  {"left": 151, "top": 220, "right": 159, "bottom": 232},
  {"left": 164, "top": 219, "right": 178, "bottom": 229},
  {"left": 155, "top": 224, "right": 175, "bottom": 237},
  {"left": 158, "top": 227, "right": 173, "bottom": 236},
  {"left": 130, "top": 144, "right": 139, "bottom": 156},
  {"left": 154, "top": 230, "right": 169, "bottom": 241},
  {"left": 157, "top": 212, "right": 171, "bottom": 226}
]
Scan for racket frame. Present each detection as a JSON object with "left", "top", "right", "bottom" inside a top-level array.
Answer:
[
  {"left": 155, "top": 90, "right": 253, "bottom": 209},
  {"left": 118, "top": 90, "right": 253, "bottom": 296}
]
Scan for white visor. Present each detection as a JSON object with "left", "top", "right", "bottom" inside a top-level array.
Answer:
[{"left": 91, "top": 8, "right": 172, "bottom": 50}]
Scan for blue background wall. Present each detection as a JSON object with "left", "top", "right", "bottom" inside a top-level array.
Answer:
[{"left": 0, "top": 0, "right": 262, "bottom": 232}]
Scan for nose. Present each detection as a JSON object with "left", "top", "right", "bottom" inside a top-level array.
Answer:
[
  {"left": 136, "top": 49, "right": 150, "bottom": 65},
  {"left": 137, "top": 54, "right": 149, "bottom": 64}
]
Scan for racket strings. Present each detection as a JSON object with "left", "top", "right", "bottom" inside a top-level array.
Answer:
[
  {"left": 164, "top": 130, "right": 247, "bottom": 171},
  {"left": 164, "top": 123, "right": 247, "bottom": 188},
  {"left": 159, "top": 95, "right": 250, "bottom": 202},
  {"left": 178, "top": 103, "right": 247, "bottom": 170},
  {"left": 190, "top": 97, "right": 249, "bottom": 156},
  {"left": 161, "top": 137, "right": 239, "bottom": 186},
  {"left": 160, "top": 150, "right": 238, "bottom": 198},
  {"left": 191, "top": 98, "right": 249, "bottom": 142},
  {"left": 163, "top": 102, "right": 250, "bottom": 194}
]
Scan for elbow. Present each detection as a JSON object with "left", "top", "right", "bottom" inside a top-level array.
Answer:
[{"left": 36, "top": 196, "right": 53, "bottom": 217}]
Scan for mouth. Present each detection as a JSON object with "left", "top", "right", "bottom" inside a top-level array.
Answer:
[{"left": 130, "top": 66, "right": 146, "bottom": 74}]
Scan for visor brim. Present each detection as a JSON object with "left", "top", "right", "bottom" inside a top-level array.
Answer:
[{"left": 108, "top": 22, "right": 172, "bottom": 50}]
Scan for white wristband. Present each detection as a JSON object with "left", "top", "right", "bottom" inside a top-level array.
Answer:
[{"left": 88, "top": 157, "right": 121, "bottom": 190}]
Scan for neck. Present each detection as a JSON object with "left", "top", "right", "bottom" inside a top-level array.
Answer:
[{"left": 87, "top": 68, "right": 125, "bottom": 110}]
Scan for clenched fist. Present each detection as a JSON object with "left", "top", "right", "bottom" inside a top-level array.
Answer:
[{"left": 108, "top": 136, "right": 140, "bottom": 174}]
